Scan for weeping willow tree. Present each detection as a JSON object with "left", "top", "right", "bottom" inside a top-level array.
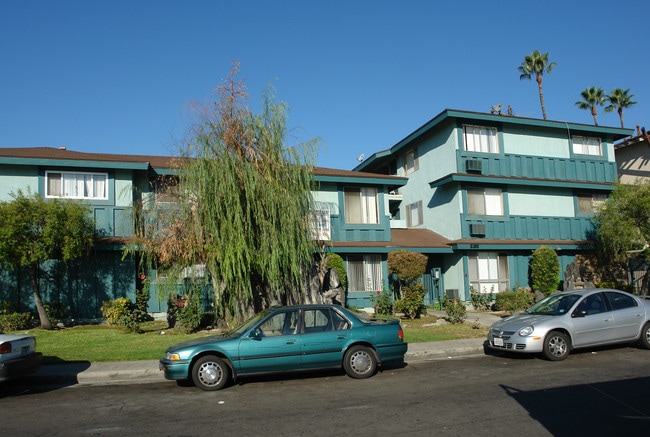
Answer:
[{"left": 136, "top": 64, "right": 319, "bottom": 325}]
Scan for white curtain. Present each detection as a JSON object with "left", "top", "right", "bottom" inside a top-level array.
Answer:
[
  {"left": 465, "top": 126, "right": 498, "bottom": 153},
  {"left": 348, "top": 255, "right": 382, "bottom": 292}
]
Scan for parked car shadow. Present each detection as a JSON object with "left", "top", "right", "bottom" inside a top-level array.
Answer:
[
  {"left": 176, "top": 359, "right": 407, "bottom": 391},
  {"left": 501, "top": 376, "right": 650, "bottom": 434},
  {"left": 0, "top": 357, "right": 91, "bottom": 398}
]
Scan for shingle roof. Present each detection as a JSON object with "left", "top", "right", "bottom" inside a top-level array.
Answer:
[
  {"left": 0, "top": 146, "right": 180, "bottom": 169},
  {"left": 312, "top": 166, "right": 406, "bottom": 181},
  {"left": 0, "top": 147, "right": 406, "bottom": 181},
  {"left": 331, "top": 228, "right": 451, "bottom": 250}
]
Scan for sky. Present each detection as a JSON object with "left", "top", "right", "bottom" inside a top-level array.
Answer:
[{"left": 2, "top": 0, "right": 649, "bottom": 170}]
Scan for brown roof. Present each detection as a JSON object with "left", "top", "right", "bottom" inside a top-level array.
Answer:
[
  {"left": 331, "top": 228, "right": 451, "bottom": 250},
  {"left": 313, "top": 166, "right": 406, "bottom": 181},
  {"left": 0, "top": 147, "right": 181, "bottom": 169},
  {"left": 0, "top": 147, "right": 404, "bottom": 180}
]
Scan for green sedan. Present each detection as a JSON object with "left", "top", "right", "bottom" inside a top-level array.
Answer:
[{"left": 159, "top": 304, "right": 408, "bottom": 391}]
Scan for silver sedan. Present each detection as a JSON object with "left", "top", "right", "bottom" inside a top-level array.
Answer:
[
  {"left": 0, "top": 332, "right": 42, "bottom": 381},
  {"left": 487, "top": 288, "right": 650, "bottom": 360}
]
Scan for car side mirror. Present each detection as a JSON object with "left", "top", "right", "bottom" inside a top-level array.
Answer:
[
  {"left": 572, "top": 310, "right": 587, "bottom": 318},
  {"left": 249, "top": 329, "right": 262, "bottom": 340}
]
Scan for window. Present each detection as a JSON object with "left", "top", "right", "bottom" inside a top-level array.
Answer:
[
  {"left": 463, "top": 125, "right": 499, "bottom": 153},
  {"left": 604, "top": 291, "right": 637, "bottom": 311},
  {"left": 303, "top": 308, "right": 350, "bottom": 333},
  {"left": 406, "top": 201, "right": 423, "bottom": 227},
  {"left": 467, "top": 187, "right": 503, "bottom": 216},
  {"left": 154, "top": 177, "right": 180, "bottom": 203},
  {"left": 46, "top": 171, "right": 108, "bottom": 199},
  {"left": 468, "top": 252, "right": 509, "bottom": 293},
  {"left": 259, "top": 310, "right": 299, "bottom": 336},
  {"left": 575, "top": 293, "right": 607, "bottom": 315},
  {"left": 577, "top": 193, "right": 606, "bottom": 213},
  {"left": 347, "top": 255, "right": 382, "bottom": 292},
  {"left": 310, "top": 209, "right": 331, "bottom": 240},
  {"left": 404, "top": 149, "right": 419, "bottom": 175},
  {"left": 344, "top": 187, "right": 379, "bottom": 224},
  {"left": 572, "top": 136, "right": 602, "bottom": 156}
]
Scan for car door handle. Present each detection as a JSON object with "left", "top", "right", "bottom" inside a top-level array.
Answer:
[
  {"left": 286, "top": 340, "right": 296, "bottom": 345},
  {"left": 337, "top": 335, "right": 346, "bottom": 340}
]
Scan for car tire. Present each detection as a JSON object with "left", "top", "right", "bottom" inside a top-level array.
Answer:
[
  {"left": 192, "top": 355, "right": 229, "bottom": 391},
  {"left": 542, "top": 331, "right": 570, "bottom": 361},
  {"left": 343, "top": 345, "right": 377, "bottom": 379},
  {"left": 640, "top": 322, "right": 650, "bottom": 350}
]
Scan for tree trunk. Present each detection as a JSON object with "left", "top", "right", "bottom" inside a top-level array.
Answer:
[
  {"left": 618, "top": 108, "right": 624, "bottom": 128},
  {"left": 536, "top": 75, "right": 547, "bottom": 120},
  {"left": 30, "top": 266, "right": 52, "bottom": 330},
  {"left": 591, "top": 107, "right": 599, "bottom": 126}
]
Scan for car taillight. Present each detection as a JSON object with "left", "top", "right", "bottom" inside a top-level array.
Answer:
[
  {"left": 397, "top": 328, "right": 404, "bottom": 341},
  {"left": 0, "top": 342, "right": 11, "bottom": 354}
]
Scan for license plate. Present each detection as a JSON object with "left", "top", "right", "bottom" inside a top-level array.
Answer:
[{"left": 493, "top": 337, "right": 504, "bottom": 347}]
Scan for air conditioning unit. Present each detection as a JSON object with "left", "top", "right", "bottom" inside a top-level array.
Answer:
[
  {"left": 469, "top": 223, "right": 486, "bottom": 236},
  {"left": 466, "top": 159, "right": 483, "bottom": 173}
]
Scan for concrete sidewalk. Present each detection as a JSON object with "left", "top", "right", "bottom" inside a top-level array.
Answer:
[{"left": 28, "top": 311, "right": 501, "bottom": 387}]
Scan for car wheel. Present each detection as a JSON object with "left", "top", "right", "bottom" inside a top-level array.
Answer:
[
  {"left": 192, "top": 355, "right": 229, "bottom": 391},
  {"left": 640, "top": 322, "right": 650, "bottom": 349},
  {"left": 542, "top": 331, "right": 570, "bottom": 361},
  {"left": 343, "top": 345, "right": 377, "bottom": 379}
]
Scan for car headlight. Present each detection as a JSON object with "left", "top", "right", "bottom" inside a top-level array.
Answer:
[
  {"left": 166, "top": 352, "right": 181, "bottom": 361},
  {"left": 519, "top": 326, "right": 534, "bottom": 337}
]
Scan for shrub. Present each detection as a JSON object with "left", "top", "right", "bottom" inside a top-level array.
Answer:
[
  {"left": 494, "top": 288, "right": 535, "bottom": 314},
  {"left": 0, "top": 300, "right": 18, "bottom": 315},
  {"left": 442, "top": 296, "right": 466, "bottom": 324},
  {"left": 530, "top": 245, "right": 560, "bottom": 295},
  {"left": 370, "top": 288, "right": 393, "bottom": 316},
  {"left": 177, "top": 292, "right": 204, "bottom": 333},
  {"left": 44, "top": 301, "right": 67, "bottom": 326},
  {"left": 100, "top": 297, "right": 145, "bottom": 333},
  {"left": 394, "top": 284, "right": 427, "bottom": 319},
  {"left": 388, "top": 251, "right": 428, "bottom": 284},
  {"left": 596, "top": 281, "right": 635, "bottom": 293},
  {"left": 167, "top": 295, "right": 180, "bottom": 328},
  {"left": 101, "top": 298, "right": 134, "bottom": 325},
  {"left": 388, "top": 250, "right": 427, "bottom": 319},
  {"left": 0, "top": 312, "right": 33, "bottom": 331},
  {"left": 470, "top": 289, "right": 494, "bottom": 311},
  {"left": 135, "top": 280, "right": 150, "bottom": 315},
  {"left": 325, "top": 253, "right": 347, "bottom": 292}
]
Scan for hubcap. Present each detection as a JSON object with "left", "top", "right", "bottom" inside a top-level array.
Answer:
[
  {"left": 350, "top": 351, "right": 371, "bottom": 374},
  {"left": 199, "top": 362, "right": 222, "bottom": 386},
  {"left": 549, "top": 336, "right": 567, "bottom": 357}
]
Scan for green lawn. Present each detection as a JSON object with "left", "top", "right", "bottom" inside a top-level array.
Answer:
[{"left": 19, "top": 315, "right": 488, "bottom": 364}]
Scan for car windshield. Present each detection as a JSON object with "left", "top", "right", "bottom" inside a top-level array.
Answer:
[
  {"left": 525, "top": 293, "right": 581, "bottom": 316},
  {"left": 225, "top": 310, "right": 271, "bottom": 337}
]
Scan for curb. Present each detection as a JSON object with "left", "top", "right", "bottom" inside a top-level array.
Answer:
[
  {"left": 28, "top": 338, "right": 491, "bottom": 387},
  {"left": 405, "top": 338, "right": 489, "bottom": 361}
]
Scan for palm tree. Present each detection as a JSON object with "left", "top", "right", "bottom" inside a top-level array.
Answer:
[
  {"left": 575, "top": 87, "right": 606, "bottom": 126},
  {"left": 604, "top": 88, "right": 637, "bottom": 128},
  {"left": 518, "top": 50, "right": 557, "bottom": 120}
]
